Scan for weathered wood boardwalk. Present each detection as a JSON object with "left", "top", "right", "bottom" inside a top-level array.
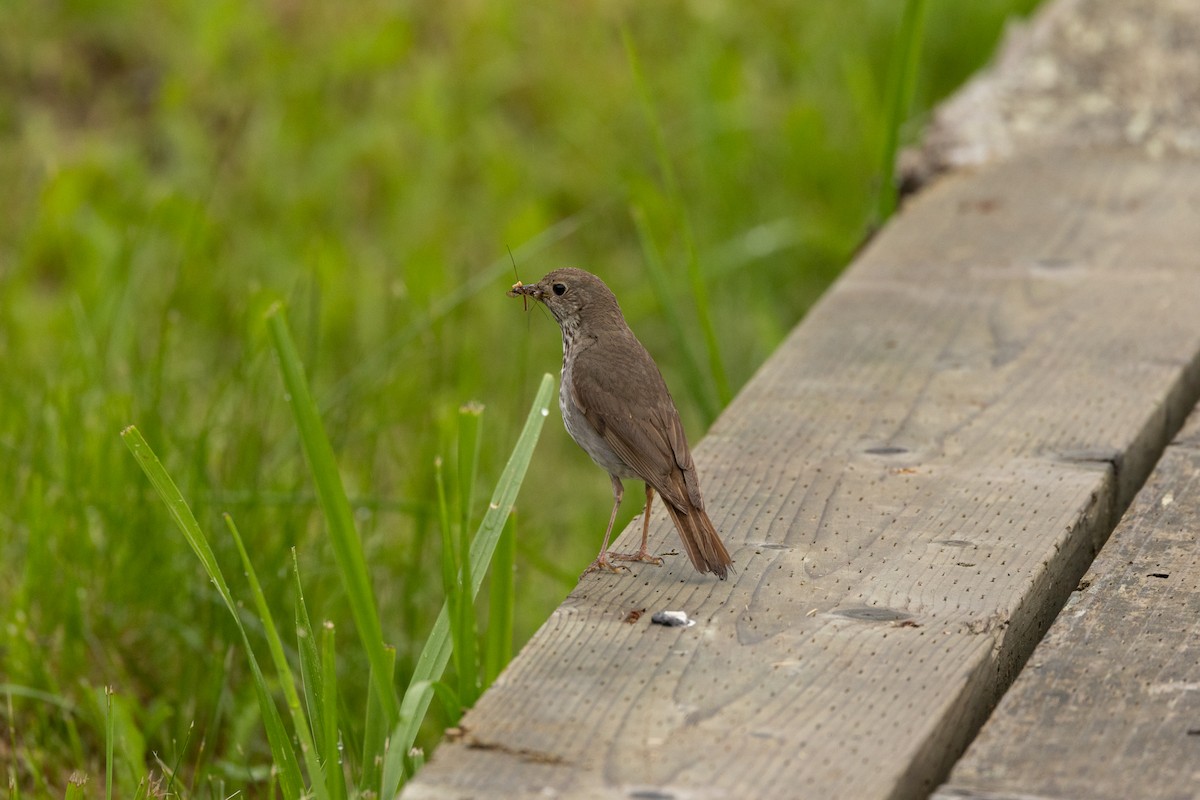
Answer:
[
  {"left": 402, "top": 1, "right": 1200, "bottom": 797},
  {"left": 934, "top": 408, "right": 1200, "bottom": 800}
]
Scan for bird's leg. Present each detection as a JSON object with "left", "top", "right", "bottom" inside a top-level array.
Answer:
[
  {"left": 582, "top": 475, "right": 630, "bottom": 577},
  {"left": 611, "top": 484, "right": 664, "bottom": 566}
]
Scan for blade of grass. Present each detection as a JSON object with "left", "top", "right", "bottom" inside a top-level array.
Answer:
[
  {"left": 97, "top": 690, "right": 146, "bottom": 793},
  {"left": 358, "top": 646, "right": 395, "bottom": 795},
  {"left": 104, "top": 687, "right": 113, "bottom": 800},
  {"left": 380, "top": 679, "right": 434, "bottom": 796},
  {"left": 876, "top": 0, "right": 929, "bottom": 223},
  {"left": 623, "top": 25, "right": 730, "bottom": 414},
  {"left": 121, "top": 426, "right": 305, "bottom": 800},
  {"left": 0, "top": 686, "right": 74, "bottom": 712},
  {"left": 630, "top": 204, "right": 718, "bottom": 422},
  {"left": 483, "top": 512, "right": 516, "bottom": 688},
  {"left": 319, "top": 622, "right": 346, "bottom": 800},
  {"left": 381, "top": 678, "right": 463, "bottom": 797},
  {"left": 264, "top": 303, "right": 400, "bottom": 726},
  {"left": 457, "top": 403, "right": 484, "bottom": 539},
  {"left": 225, "top": 515, "right": 329, "bottom": 800},
  {"left": 380, "top": 373, "right": 555, "bottom": 796},
  {"left": 455, "top": 404, "right": 483, "bottom": 706},
  {"left": 291, "top": 551, "right": 324, "bottom": 755},
  {"left": 159, "top": 723, "right": 190, "bottom": 800},
  {"left": 433, "top": 456, "right": 461, "bottom": 701}
]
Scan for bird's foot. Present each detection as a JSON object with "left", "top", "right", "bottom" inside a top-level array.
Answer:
[
  {"left": 580, "top": 554, "right": 631, "bottom": 578},
  {"left": 610, "top": 549, "right": 664, "bottom": 566}
]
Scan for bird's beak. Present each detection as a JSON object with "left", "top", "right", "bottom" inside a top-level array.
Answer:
[{"left": 507, "top": 281, "right": 544, "bottom": 300}]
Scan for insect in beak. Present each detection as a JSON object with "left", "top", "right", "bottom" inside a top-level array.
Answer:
[
  {"left": 507, "top": 280, "right": 530, "bottom": 311},
  {"left": 505, "top": 245, "right": 531, "bottom": 311}
]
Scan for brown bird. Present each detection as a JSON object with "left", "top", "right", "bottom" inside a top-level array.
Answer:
[{"left": 509, "top": 268, "right": 732, "bottom": 579}]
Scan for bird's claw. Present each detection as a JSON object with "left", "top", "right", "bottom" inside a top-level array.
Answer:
[
  {"left": 581, "top": 555, "right": 631, "bottom": 578},
  {"left": 611, "top": 550, "right": 664, "bottom": 566}
]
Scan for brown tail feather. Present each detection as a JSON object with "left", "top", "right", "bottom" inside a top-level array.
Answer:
[{"left": 664, "top": 501, "right": 732, "bottom": 580}]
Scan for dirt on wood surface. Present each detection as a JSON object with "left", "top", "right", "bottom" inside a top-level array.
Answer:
[{"left": 907, "top": 0, "right": 1200, "bottom": 180}]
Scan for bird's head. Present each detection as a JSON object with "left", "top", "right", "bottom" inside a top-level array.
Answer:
[{"left": 508, "top": 268, "right": 624, "bottom": 330}]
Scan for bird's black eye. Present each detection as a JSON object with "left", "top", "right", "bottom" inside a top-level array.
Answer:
[{"left": 552, "top": 283, "right": 566, "bottom": 296}]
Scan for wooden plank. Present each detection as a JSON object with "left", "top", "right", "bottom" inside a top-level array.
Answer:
[
  {"left": 932, "top": 409, "right": 1200, "bottom": 800},
  {"left": 400, "top": 150, "right": 1200, "bottom": 800}
]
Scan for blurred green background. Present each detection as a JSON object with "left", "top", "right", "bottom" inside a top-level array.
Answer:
[{"left": 0, "top": 0, "right": 1038, "bottom": 795}]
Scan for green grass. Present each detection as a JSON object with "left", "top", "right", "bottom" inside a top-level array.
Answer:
[
  {"left": 0, "top": 0, "right": 1039, "bottom": 795},
  {"left": 120, "top": 319, "right": 553, "bottom": 797}
]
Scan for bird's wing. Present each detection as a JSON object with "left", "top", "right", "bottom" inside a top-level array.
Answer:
[{"left": 570, "top": 339, "right": 702, "bottom": 512}]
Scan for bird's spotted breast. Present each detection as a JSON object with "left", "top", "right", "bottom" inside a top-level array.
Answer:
[{"left": 558, "top": 330, "right": 636, "bottom": 479}]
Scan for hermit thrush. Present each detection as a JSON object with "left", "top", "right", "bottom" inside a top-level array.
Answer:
[{"left": 509, "top": 268, "right": 732, "bottom": 580}]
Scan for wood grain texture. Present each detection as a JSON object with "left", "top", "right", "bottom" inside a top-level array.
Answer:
[
  {"left": 400, "top": 150, "right": 1200, "bottom": 800},
  {"left": 932, "top": 410, "right": 1200, "bottom": 800}
]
